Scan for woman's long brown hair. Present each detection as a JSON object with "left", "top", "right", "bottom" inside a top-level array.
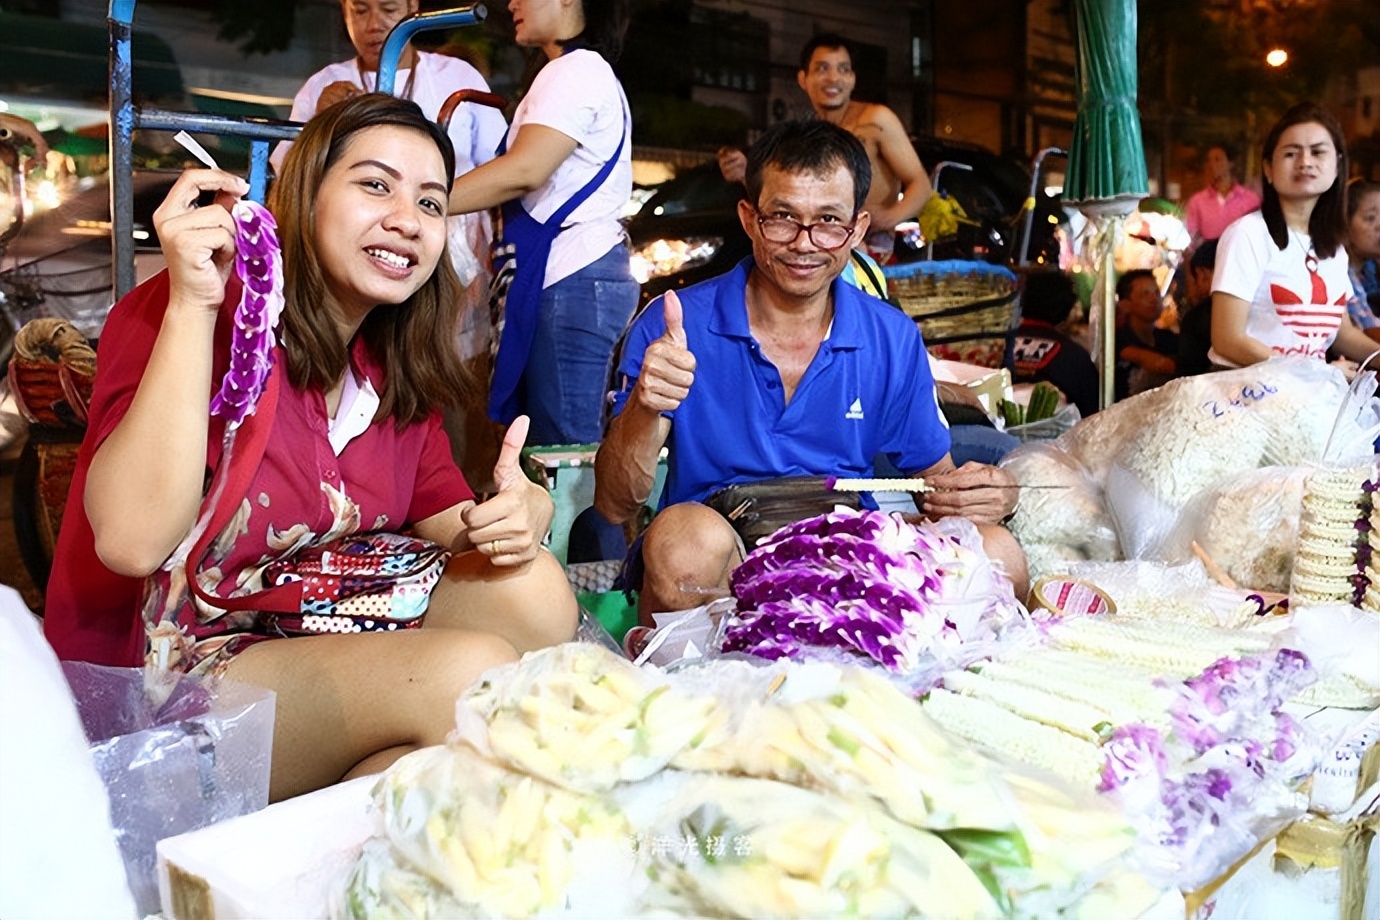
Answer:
[{"left": 268, "top": 92, "right": 473, "bottom": 426}]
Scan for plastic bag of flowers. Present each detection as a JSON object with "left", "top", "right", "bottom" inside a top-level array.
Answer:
[
  {"left": 1157, "top": 466, "right": 1308, "bottom": 594},
  {"left": 1055, "top": 357, "right": 1370, "bottom": 508},
  {"left": 1099, "top": 648, "right": 1320, "bottom": 892},
  {"left": 717, "top": 507, "right": 1028, "bottom": 692},
  {"left": 999, "top": 442, "right": 1119, "bottom": 575},
  {"left": 1110, "top": 358, "right": 1375, "bottom": 516}
]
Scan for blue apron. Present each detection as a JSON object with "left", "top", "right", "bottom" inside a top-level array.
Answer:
[{"left": 486, "top": 117, "right": 628, "bottom": 424}]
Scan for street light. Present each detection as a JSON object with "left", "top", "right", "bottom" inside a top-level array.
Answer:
[{"left": 1266, "top": 48, "right": 1289, "bottom": 67}]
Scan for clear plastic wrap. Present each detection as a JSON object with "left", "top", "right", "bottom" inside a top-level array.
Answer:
[
  {"left": 667, "top": 659, "right": 1021, "bottom": 833},
  {"left": 342, "top": 649, "right": 1168, "bottom": 919},
  {"left": 1099, "top": 649, "right": 1320, "bottom": 892},
  {"left": 347, "top": 744, "right": 633, "bottom": 919},
  {"left": 62, "top": 662, "right": 274, "bottom": 915},
  {"left": 451, "top": 642, "right": 724, "bottom": 793},
  {"left": 714, "top": 510, "right": 1028, "bottom": 689},
  {"left": 1159, "top": 466, "right": 1308, "bottom": 594},
  {"left": 1038, "top": 359, "right": 1375, "bottom": 566},
  {"left": 630, "top": 773, "right": 1002, "bottom": 920},
  {"left": 1005, "top": 402, "right": 1083, "bottom": 443},
  {"left": 1104, "top": 462, "right": 1183, "bottom": 559},
  {"left": 1000, "top": 442, "right": 1119, "bottom": 581},
  {"left": 1054, "top": 387, "right": 1169, "bottom": 489}
]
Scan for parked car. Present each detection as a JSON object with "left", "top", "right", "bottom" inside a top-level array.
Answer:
[{"left": 626, "top": 135, "right": 1054, "bottom": 305}]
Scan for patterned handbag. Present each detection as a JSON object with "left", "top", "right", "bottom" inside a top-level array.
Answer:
[
  {"left": 180, "top": 371, "right": 451, "bottom": 637},
  {"left": 253, "top": 531, "right": 450, "bottom": 635}
]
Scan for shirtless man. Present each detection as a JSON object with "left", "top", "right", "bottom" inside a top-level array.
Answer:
[{"left": 720, "top": 34, "right": 931, "bottom": 263}]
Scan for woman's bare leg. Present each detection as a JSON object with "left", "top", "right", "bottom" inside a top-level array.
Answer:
[
  {"left": 424, "top": 548, "right": 578, "bottom": 653},
  {"left": 223, "top": 628, "right": 517, "bottom": 801}
]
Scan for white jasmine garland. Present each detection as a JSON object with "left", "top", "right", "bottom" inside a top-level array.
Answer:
[
  {"left": 921, "top": 688, "right": 1105, "bottom": 786},
  {"left": 977, "top": 656, "right": 1175, "bottom": 728},
  {"left": 942, "top": 669, "right": 1114, "bottom": 742}
]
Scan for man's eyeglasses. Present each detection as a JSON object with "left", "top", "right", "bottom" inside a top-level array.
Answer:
[{"left": 751, "top": 208, "right": 858, "bottom": 251}]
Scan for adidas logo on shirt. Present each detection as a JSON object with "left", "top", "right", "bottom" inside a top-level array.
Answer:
[{"left": 845, "top": 398, "right": 865, "bottom": 420}]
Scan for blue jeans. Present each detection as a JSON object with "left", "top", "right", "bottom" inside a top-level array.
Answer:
[
  {"left": 520, "top": 244, "right": 639, "bottom": 445},
  {"left": 873, "top": 424, "right": 1018, "bottom": 475}
]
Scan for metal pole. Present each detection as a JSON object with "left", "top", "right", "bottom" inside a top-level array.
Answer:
[
  {"left": 1101, "top": 243, "right": 1116, "bottom": 410},
  {"left": 108, "top": 0, "right": 137, "bottom": 299},
  {"left": 1018, "top": 146, "right": 1066, "bottom": 268},
  {"left": 378, "top": 4, "right": 487, "bottom": 94}
]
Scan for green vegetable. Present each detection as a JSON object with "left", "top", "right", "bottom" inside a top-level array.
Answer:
[
  {"left": 1000, "top": 399, "right": 1025, "bottom": 428},
  {"left": 1000, "top": 382, "right": 1061, "bottom": 428},
  {"left": 827, "top": 726, "right": 862, "bottom": 757}
]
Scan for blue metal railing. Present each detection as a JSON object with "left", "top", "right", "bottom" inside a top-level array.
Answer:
[
  {"left": 107, "top": 1, "right": 487, "bottom": 298},
  {"left": 377, "top": 6, "right": 487, "bottom": 94}
]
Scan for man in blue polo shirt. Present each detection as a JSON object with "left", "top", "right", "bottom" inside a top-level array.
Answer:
[{"left": 594, "top": 120, "right": 1026, "bottom": 619}]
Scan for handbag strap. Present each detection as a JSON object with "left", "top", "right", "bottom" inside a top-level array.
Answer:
[{"left": 183, "top": 365, "right": 302, "bottom": 613}]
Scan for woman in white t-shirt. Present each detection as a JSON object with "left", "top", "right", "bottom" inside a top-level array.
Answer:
[
  {"left": 448, "top": 0, "right": 636, "bottom": 447},
  {"left": 1210, "top": 102, "right": 1376, "bottom": 368}
]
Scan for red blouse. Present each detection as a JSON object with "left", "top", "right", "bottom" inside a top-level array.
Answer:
[{"left": 45, "top": 272, "right": 472, "bottom": 667}]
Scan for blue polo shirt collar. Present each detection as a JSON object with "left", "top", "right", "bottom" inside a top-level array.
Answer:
[{"left": 707, "top": 257, "right": 865, "bottom": 350}]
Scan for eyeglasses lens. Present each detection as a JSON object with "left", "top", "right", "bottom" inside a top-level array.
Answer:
[{"left": 759, "top": 217, "right": 851, "bottom": 250}]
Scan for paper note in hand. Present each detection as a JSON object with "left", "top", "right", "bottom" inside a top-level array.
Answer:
[{"left": 173, "top": 130, "right": 219, "bottom": 170}]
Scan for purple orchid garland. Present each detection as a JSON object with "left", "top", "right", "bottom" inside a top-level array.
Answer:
[
  {"left": 1097, "top": 648, "right": 1318, "bottom": 889},
  {"left": 209, "top": 200, "right": 283, "bottom": 429},
  {"left": 723, "top": 508, "right": 955, "bottom": 672}
]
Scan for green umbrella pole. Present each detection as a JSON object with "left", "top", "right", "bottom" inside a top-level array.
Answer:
[
  {"left": 1087, "top": 213, "right": 1127, "bottom": 410},
  {"left": 1100, "top": 242, "right": 1116, "bottom": 410}
]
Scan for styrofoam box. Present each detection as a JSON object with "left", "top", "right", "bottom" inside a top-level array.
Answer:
[{"left": 157, "top": 776, "right": 376, "bottom": 920}]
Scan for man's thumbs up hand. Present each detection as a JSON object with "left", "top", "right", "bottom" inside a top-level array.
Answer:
[
  {"left": 633, "top": 290, "right": 696, "bottom": 414},
  {"left": 662, "top": 287, "right": 687, "bottom": 348}
]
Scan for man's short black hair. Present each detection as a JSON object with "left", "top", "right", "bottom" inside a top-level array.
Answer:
[
  {"left": 1190, "top": 239, "right": 1218, "bottom": 273},
  {"left": 1021, "top": 271, "right": 1077, "bottom": 325},
  {"left": 1116, "top": 268, "right": 1156, "bottom": 302},
  {"left": 744, "top": 119, "right": 872, "bottom": 214},
  {"left": 799, "top": 32, "right": 855, "bottom": 72}
]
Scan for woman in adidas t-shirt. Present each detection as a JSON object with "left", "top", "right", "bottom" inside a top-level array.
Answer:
[{"left": 1210, "top": 102, "right": 1375, "bottom": 368}]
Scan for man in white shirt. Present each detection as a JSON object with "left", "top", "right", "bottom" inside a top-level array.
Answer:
[
  {"left": 270, "top": 0, "right": 506, "bottom": 180},
  {"left": 273, "top": 0, "right": 509, "bottom": 391}
]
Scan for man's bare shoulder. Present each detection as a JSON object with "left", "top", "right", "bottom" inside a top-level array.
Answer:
[{"left": 851, "top": 102, "right": 905, "bottom": 133}]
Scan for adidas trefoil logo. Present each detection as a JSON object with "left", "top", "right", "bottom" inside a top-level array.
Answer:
[{"left": 845, "top": 397, "right": 865, "bottom": 420}]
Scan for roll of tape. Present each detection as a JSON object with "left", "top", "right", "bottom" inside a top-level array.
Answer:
[{"left": 1030, "top": 576, "right": 1115, "bottom": 617}]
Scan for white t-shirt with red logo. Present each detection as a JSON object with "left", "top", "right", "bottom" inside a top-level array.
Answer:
[{"left": 1209, "top": 210, "right": 1351, "bottom": 366}]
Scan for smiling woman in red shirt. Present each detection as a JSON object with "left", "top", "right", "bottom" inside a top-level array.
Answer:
[{"left": 45, "top": 94, "right": 577, "bottom": 801}]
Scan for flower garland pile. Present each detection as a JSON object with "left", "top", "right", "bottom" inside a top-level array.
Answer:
[
  {"left": 723, "top": 508, "right": 991, "bottom": 673},
  {"left": 1098, "top": 648, "right": 1318, "bottom": 890},
  {"left": 210, "top": 199, "right": 283, "bottom": 428}
]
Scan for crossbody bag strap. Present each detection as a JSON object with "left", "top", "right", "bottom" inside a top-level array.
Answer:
[
  {"left": 547, "top": 102, "right": 629, "bottom": 228},
  {"left": 183, "top": 365, "right": 301, "bottom": 613}
]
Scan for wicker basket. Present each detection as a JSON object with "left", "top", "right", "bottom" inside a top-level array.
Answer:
[{"left": 882, "top": 260, "right": 1018, "bottom": 368}]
